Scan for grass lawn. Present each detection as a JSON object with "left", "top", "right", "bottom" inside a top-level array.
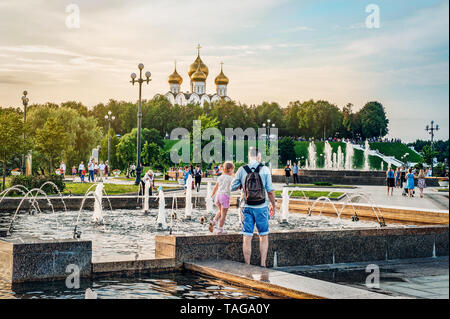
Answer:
[
  {"left": 437, "top": 188, "right": 449, "bottom": 192},
  {"left": 274, "top": 190, "right": 344, "bottom": 199},
  {"left": 288, "top": 184, "right": 356, "bottom": 189},
  {"left": 64, "top": 183, "right": 181, "bottom": 195}
]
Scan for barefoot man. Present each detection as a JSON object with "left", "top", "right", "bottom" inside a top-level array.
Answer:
[{"left": 231, "top": 147, "right": 276, "bottom": 267}]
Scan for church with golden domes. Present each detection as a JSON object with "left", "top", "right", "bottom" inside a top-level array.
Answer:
[{"left": 154, "top": 45, "right": 231, "bottom": 106}]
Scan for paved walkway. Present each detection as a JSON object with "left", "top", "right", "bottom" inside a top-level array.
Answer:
[
  {"left": 185, "top": 259, "right": 397, "bottom": 299},
  {"left": 277, "top": 257, "right": 449, "bottom": 299}
]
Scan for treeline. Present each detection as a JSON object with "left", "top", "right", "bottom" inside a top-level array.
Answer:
[
  {"left": 0, "top": 97, "right": 390, "bottom": 176},
  {"left": 20, "top": 96, "right": 388, "bottom": 139}
]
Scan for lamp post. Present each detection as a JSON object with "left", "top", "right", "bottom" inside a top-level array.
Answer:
[
  {"left": 21, "top": 91, "right": 29, "bottom": 175},
  {"left": 425, "top": 121, "right": 439, "bottom": 175},
  {"left": 262, "top": 119, "right": 275, "bottom": 149},
  {"left": 104, "top": 111, "right": 115, "bottom": 174},
  {"left": 130, "top": 63, "right": 151, "bottom": 185}
]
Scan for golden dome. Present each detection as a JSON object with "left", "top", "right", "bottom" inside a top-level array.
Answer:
[
  {"left": 188, "top": 44, "right": 209, "bottom": 78},
  {"left": 168, "top": 62, "right": 183, "bottom": 85},
  {"left": 191, "top": 62, "right": 207, "bottom": 82},
  {"left": 215, "top": 63, "right": 229, "bottom": 85}
]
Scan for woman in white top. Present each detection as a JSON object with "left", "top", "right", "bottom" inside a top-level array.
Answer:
[{"left": 209, "top": 162, "right": 235, "bottom": 234}]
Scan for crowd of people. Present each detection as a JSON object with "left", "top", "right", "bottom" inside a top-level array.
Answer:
[
  {"left": 57, "top": 158, "right": 110, "bottom": 183},
  {"left": 386, "top": 166, "right": 431, "bottom": 198}
]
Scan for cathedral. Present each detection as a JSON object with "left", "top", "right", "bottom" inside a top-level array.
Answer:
[{"left": 155, "top": 45, "right": 231, "bottom": 106}]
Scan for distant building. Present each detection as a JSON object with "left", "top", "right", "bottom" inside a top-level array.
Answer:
[{"left": 154, "top": 45, "right": 230, "bottom": 106}]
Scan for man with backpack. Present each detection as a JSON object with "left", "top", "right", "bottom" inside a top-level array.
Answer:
[{"left": 231, "top": 147, "right": 276, "bottom": 268}]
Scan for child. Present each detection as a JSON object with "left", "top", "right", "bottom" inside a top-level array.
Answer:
[
  {"left": 209, "top": 162, "right": 235, "bottom": 234},
  {"left": 81, "top": 169, "right": 86, "bottom": 183},
  {"left": 72, "top": 166, "right": 77, "bottom": 180}
]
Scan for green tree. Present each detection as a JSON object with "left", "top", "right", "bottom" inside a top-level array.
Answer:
[
  {"left": 298, "top": 100, "right": 343, "bottom": 139},
  {"left": 0, "top": 111, "right": 26, "bottom": 190},
  {"left": 279, "top": 137, "right": 297, "bottom": 165},
  {"left": 100, "top": 130, "right": 120, "bottom": 170},
  {"left": 142, "top": 142, "right": 161, "bottom": 167},
  {"left": 421, "top": 145, "right": 438, "bottom": 166},
  {"left": 35, "top": 118, "right": 69, "bottom": 174},
  {"left": 358, "top": 101, "right": 389, "bottom": 139}
]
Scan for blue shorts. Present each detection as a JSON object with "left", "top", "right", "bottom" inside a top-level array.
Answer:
[{"left": 241, "top": 206, "right": 270, "bottom": 236}]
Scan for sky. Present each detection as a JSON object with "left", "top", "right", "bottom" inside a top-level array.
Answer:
[{"left": 0, "top": 0, "right": 448, "bottom": 142}]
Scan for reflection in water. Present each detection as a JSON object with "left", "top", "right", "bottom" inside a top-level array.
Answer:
[{"left": 0, "top": 272, "right": 282, "bottom": 299}]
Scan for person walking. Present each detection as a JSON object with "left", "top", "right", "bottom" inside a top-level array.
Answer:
[
  {"left": 395, "top": 167, "right": 400, "bottom": 188},
  {"left": 194, "top": 165, "right": 202, "bottom": 192},
  {"left": 104, "top": 161, "right": 109, "bottom": 179},
  {"left": 386, "top": 167, "right": 395, "bottom": 196},
  {"left": 406, "top": 168, "right": 415, "bottom": 197},
  {"left": 99, "top": 161, "right": 106, "bottom": 182},
  {"left": 78, "top": 161, "right": 85, "bottom": 181},
  {"left": 231, "top": 147, "right": 276, "bottom": 268},
  {"left": 60, "top": 161, "right": 66, "bottom": 178},
  {"left": 88, "top": 159, "right": 95, "bottom": 183},
  {"left": 417, "top": 169, "right": 426, "bottom": 198},
  {"left": 292, "top": 162, "right": 299, "bottom": 184},
  {"left": 209, "top": 162, "right": 235, "bottom": 234},
  {"left": 400, "top": 166, "right": 407, "bottom": 189},
  {"left": 284, "top": 164, "right": 292, "bottom": 186}
]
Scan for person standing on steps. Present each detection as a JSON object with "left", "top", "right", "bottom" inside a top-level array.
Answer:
[{"left": 231, "top": 147, "right": 276, "bottom": 268}]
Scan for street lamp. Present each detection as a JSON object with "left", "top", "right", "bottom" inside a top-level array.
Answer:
[
  {"left": 425, "top": 120, "right": 439, "bottom": 175},
  {"left": 21, "top": 91, "right": 29, "bottom": 175},
  {"left": 130, "top": 63, "right": 151, "bottom": 185},
  {"left": 262, "top": 119, "right": 276, "bottom": 145},
  {"left": 105, "top": 111, "right": 115, "bottom": 175}
]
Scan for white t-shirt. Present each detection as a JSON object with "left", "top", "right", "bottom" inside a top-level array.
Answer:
[
  {"left": 99, "top": 164, "right": 105, "bottom": 171},
  {"left": 78, "top": 164, "right": 85, "bottom": 170},
  {"left": 216, "top": 174, "right": 234, "bottom": 197}
]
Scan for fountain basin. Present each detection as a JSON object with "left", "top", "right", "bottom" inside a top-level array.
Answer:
[{"left": 0, "top": 238, "right": 91, "bottom": 284}]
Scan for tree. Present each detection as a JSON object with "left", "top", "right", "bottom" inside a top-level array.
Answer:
[
  {"left": 421, "top": 145, "right": 438, "bottom": 166},
  {"left": 116, "top": 132, "right": 137, "bottom": 170},
  {"left": 282, "top": 101, "right": 302, "bottom": 137},
  {"left": 358, "top": 101, "right": 389, "bottom": 139},
  {"left": 279, "top": 137, "right": 297, "bottom": 165},
  {"left": 35, "top": 118, "right": 69, "bottom": 173},
  {"left": 297, "top": 100, "right": 343, "bottom": 139},
  {"left": 142, "top": 142, "right": 161, "bottom": 167},
  {"left": 0, "top": 111, "right": 26, "bottom": 190}
]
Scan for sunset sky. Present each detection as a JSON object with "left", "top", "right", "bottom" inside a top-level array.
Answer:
[{"left": 0, "top": 0, "right": 448, "bottom": 142}]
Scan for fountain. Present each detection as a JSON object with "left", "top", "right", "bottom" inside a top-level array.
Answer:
[
  {"left": 142, "top": 180, "right": 150, "bottom": 214},
  {"left": 324, "top": 141, "right": 333, "bottom": 170},
  {"left": 337, "top": 146, "right": 344, "bottom": 170},
  {"left": 345, "top": 141, "right": 354, "bottom": 170},
  {"left": 185, "top": 174, "right": 193, "bottom": 220},
  {"left": 332, "top": 153, "right": 337, "bottom": 170},
  {"left": 156, "top": 187, "right": 168, "bottom": 229},
  {"left": 280, "top": 188, "right": 289, "bottom": 224},
  {"left": 205, "top": 182, "right": 214, "bottom": 216},
  {"left": 92, "top": 183, "right": 104, "bottom": 224},
  {"left": 307, "top": 142, "right": 317, "bottom": 170},
  {"left": 363, "top": 140, "right": 370, "bottom": 171}
]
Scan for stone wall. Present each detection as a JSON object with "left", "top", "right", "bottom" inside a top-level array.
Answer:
[
  {"left": 0, "top": 239, "right": 91, "bottom": 283},
  {"left": 155, "top": 226, "right": 449, "bottom": 268}
]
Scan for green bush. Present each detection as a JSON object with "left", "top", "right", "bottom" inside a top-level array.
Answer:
[
  {"left": 10, "top": 174, "right": 66, "bottom": 195},
  {"left": 314, "top": 182, "right": 333, "bottom": 186}
]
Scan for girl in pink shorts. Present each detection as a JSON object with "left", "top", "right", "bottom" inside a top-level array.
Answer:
[{"left": 209, "top": 162, "right": 235, "bottom": 234}]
